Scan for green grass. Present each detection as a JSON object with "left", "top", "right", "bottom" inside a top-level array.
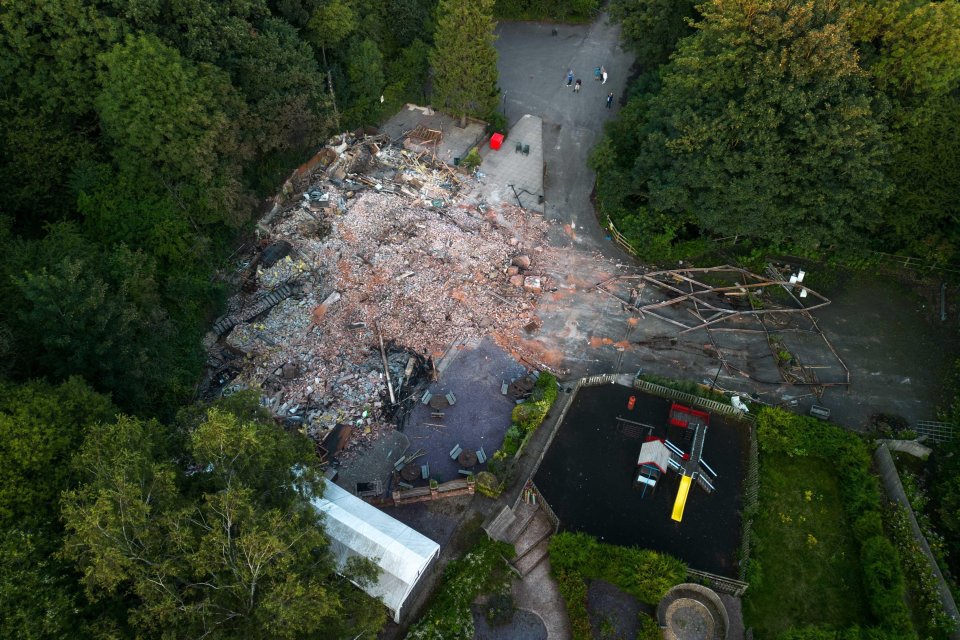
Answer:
[{"left": 745, "top": 453, "right": 870, "bottom": 638}]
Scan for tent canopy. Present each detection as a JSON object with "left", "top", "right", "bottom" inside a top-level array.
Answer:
[{"left": 311, "top": 482, "right": 440, "bottom": 622}]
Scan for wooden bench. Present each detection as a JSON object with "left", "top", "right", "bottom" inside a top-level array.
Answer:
[
  {"left": 421, "top": 464, "right": 430, "bottom": 480},
  {"left": 457, "top": 469, "right": 474, "bottom": 477},
  {"left": 421, "top": 390, "right": 433, "bottom": 405},
  {"left": 476, "top": 448, "right": 487, "bottom": 464},
  {"left": 431, "top": 411, "right": 445, "bottom": 419},
  {"left": 445, "top": 392, "right": 457, "bottom": 406},
  {"left": 449, "top": 444, "right": 463, "bottom": 459}
]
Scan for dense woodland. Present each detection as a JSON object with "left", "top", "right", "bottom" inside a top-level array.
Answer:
[
  {"left": 2, "top": 0, "right": 959, "bottom": 637},
  {"left": 598, "top": 0, "right": 960, "bottom": 265}
]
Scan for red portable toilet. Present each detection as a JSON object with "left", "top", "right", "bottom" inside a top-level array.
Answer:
[{"left": 489, "top": 132, "right": 504, "bottom": 150}]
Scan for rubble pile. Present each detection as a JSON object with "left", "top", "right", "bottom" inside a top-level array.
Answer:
[{"left": 203, "top": 135, "right": 556, "bottom": 459}]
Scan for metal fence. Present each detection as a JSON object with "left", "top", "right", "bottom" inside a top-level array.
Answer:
[
  {"left": 915, "top": 420, "right": 955, "bottom": 444},
  {"left": 687, "top": 568, "right": 749, "bottom": 597}
]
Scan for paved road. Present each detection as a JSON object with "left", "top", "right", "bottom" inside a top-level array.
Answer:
[
  {"left": 496, "top": 16, "right": 634, "bottom": 258},
  {"left": 492, "top": 14, "right": 955, "bottom": 431}
]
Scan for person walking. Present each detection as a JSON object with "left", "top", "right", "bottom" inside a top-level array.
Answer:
[
  {"left": 574, "top": 79, "right": 582, "bottom": 93},
  {"left": 566, "top": 69, "right": 574, "bottom": 86},
  {"left": 601, "top": 69, "right": 608, "bottom": 84},
  {"left": 594, "top": 66, "right": 601, "bottom": 81},
  {"left": 606, "top": 92, "right": 614, "bottom": 108}
]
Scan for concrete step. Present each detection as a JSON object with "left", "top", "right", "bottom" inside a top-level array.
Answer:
[
  {"left": 513, "top": 510, "right": 553, "bottom": 558},
  {"left": 513, "top": 537, "right": 550, "bottom": 577},
  {"left": 483, "top": 505, "right": 516, "bottom": 543},
  {"left": 501, "top": 501, "right": 538, "bottom": 544}
]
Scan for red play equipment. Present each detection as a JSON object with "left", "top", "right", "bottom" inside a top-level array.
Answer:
[
  {"left": 627, "top": 395, "right": 636, "bottom": 410},
  {"left": 668, "top": 402, "right": 710, "bottom": 430}
]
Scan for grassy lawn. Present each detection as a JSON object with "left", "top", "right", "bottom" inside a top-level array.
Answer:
[{"left": 744, "top": 453, "right": 870, "bottom": 638}]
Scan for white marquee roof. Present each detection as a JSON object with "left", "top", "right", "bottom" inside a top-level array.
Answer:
[{"left": 311, "top": 482, "right": 440, "bottom": 622}]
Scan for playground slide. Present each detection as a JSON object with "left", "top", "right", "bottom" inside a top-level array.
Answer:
[{"left": 671, "top": 474, "right": 692, "bottom": 522}]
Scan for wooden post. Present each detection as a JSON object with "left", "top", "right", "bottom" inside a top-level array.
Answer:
[{"left": 377, "top": 326, "right": 396, "bottom": 405}]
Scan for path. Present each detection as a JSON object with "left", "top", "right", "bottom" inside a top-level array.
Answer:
[{"left": 496, "top": 16, "right": 634, "bottom": 257}]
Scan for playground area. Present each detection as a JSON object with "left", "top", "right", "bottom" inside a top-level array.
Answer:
[{"left": 534, "top": 383, "right": 750, "bottom": 577}]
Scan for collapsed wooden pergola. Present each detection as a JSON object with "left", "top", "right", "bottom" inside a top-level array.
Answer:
[
  {"left": 598, "top": 265, "right": 830, "bottom": 333},
  {"left": 598, "top": 265, "right": 850, "bottom": 391}
]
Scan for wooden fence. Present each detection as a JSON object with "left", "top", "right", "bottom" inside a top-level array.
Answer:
[
  {"left": 529, "top": 481, "right": 561, "bottom": 533},
  {"left": 607, "top": 220, "right": 638, "bottom": 257},
  {"left": 739, "top": 424, "right": 760, "bottom": 582},
  {"left": 632, "top": 379, "right": 751, "bottom": 421}
]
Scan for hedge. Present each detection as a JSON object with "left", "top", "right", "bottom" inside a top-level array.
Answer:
[
  {"left": 495, "top": 372, "right": 558, "bottom": 461},
  {"left": 549, "top": 532, "right": 687, "bottom": 640},
  {"left": 757, "top": 409, "right": 914, "bottom": 638}
]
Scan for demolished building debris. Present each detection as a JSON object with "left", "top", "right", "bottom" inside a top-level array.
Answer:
[{"left": 201, "top": 132, "right": 557, "bottom": 463}]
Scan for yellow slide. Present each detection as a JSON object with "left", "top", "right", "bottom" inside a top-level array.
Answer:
[{"left": 671, "top": 475, "right": 692, "bottom": 522}]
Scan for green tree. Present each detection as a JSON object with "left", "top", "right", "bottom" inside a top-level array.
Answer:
[
  {"left": 8, "top": 224, "right": 188, "bottom": 414},
  {"left": 881, "top": 96, "right": 960, "bottom": 264},
  {"left": 386, "top": 0, "right": 436, "bottom": 48},
  {"left": 430, "top": 0, "right": 499, "bottom": 125},
  {"left": 96, "top": 33, "right": 248, "bottom": 229},
  {"left": 0, "top": 377, "right": 115, "bottom": 528},
  {"left": 0, "top": 528, "right": 92, "bottom": 640},
  {"left": 345, "top": 37, "right": 386, "bottom": 126},
  {"left": 632, "top": 0, "right": 891, "bottom": 249},
  {"left": 611, "top": 0, "right": 698, "bottom": 68},
  {"left": 62, "top": 400, "right": 386, "bottom": 638},
  {"left": 850, "top": 0, "right": 960, "bottom": 101},
  {"left": 0, "top": 0, "right": 119, "bottom": 228}
]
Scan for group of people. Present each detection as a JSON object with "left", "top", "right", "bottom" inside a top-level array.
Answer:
[{"left": 565, "top": 67, "right": 615, "bottom": 108}]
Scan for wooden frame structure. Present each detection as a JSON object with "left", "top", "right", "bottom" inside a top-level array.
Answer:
[
  {"left": 598, "top": 265, "right": 830, "bottom": 333},
  {"left": 598, "top": 265, "right": 850, "bottom": 390}
]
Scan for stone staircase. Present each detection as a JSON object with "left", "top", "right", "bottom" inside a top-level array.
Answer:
[
  {"left": 212, "top": 282, "right": 297, "bottom": 337},
  {"left": 483, "top": 501, "right": 553, "bottom": 577}
]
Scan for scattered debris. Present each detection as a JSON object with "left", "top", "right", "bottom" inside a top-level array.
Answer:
[{"left": 199, "top": 132, "right": 558, "bottom": 464}]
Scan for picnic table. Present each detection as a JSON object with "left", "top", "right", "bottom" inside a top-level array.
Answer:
[
  {"left": 400, "top": 464, "right": 421, "bottom": 483},
  {"left": 457, "top": 450, "right": 478, "bottom": 468}
]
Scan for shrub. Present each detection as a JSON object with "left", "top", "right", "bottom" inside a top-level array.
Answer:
[
  {"left": 555, "top": 570, "right": 591, "bottom": 640},
  {"left": 637, "top": 613, "right": 662, "bottom": 640},
  {"left": 406, "top": 536, "right": 515, "bottom": 639},
  {"left": 886, "top": 504, "right": 957, "bottom": 640},
  {"left": 475, "top": 471, "right": 502, "bottom": 499},
  {"left": 486, "top": 111, "right": 508, "bottom": 136},
  {"left": 460, "top": 147, "right": 482, "bottom": 170}
]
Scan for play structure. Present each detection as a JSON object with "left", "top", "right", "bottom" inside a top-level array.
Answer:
[{"left": 633, "top": 402, "right": 718, "bottom": 522}]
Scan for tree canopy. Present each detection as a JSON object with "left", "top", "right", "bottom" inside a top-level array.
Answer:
[
  {"left": 62, "top": 395, "right": 386, "bottom": 639},
  {"left": 430, "top": 0, "right": 500, "bottom": 123},
  {"left": 598, "top": 0, "right": 960, "bottom": 263}
]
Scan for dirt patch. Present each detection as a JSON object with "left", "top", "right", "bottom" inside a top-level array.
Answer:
[{"left": 588, "top": 579, "right": 652, "bottom": 640}]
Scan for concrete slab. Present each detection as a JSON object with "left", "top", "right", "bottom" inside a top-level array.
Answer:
[
  {"left": 379, "top": 103, "right": 486, "bottom": 167},
  {"left": 478, "top": 114, "right": 544, "bottom": 212}
]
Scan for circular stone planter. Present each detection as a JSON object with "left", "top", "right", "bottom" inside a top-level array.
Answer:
[{"left": 657, "top": 583, "right": 729, "bottom": 640}]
